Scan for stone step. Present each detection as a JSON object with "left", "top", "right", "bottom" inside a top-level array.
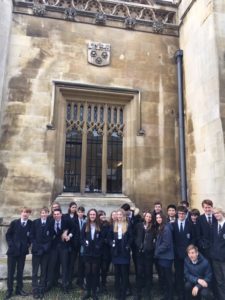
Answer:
[{"left": 55, "top": 193, "right": 136, "bottom": 217}]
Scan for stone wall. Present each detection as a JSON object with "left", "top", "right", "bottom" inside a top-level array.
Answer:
[
  {"left": 0, "top": 6, "right": 179, "bottom": 219},
  {"left": 0, "top": 0, "right": 12, "bottom": 126},
  {"left": 179, "top": 0, "right": 225, "bottom": 209}
]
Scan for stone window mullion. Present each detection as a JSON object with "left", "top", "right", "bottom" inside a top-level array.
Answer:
[
  {"left": 101, "top": 103, "right": 108, "bottom": 195},
  {"left": 80, "top": 102, "right": 88, "bottom": 194}
]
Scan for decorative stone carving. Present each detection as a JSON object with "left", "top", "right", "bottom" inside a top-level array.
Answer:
[
  {"left": 64, "top": 7, "right": 77, "bottom": 21},
  {"left": 107, "top": 123, "right": 124, "bottom": 137},
  {"left": 15, "top": 0, "right": 178, "bottom": 35},
  {"left": 125, "top": 17, "right": 136, "bottom": 29},
  {"left": 152, "top": 20, "right": 164, "bottom": 33},
  {"left": 32, "top": 3, "right": 46, "bottom": 16},
  {"left": 88, "top": 42, "right": 111, "bottom": 67},
  {"left": 95, "top": 12, "right": 107, "bottom": 24},
  {"left": 66, "top": 120, "right": 84, "bottom": 133},
  {"left": 87, "top": 121, "right": 104, "bottom": 135}
]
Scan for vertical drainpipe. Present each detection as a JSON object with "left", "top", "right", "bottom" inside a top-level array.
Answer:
[{"left": 175, "top": 49, "right": 188, "bottom": 202}]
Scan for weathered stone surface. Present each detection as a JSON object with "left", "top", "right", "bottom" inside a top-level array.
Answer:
[
  {"left": 0, "top": 10, "right": 179, "bottom": 221},
  {"left": 179, "top": 0, "right": 225, "bottom": 210}
]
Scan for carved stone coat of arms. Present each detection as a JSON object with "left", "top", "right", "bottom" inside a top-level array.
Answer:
[{"left": 88, "top": 42, "right": 111, "bottom": 67}]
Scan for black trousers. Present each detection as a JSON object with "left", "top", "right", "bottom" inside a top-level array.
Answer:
[
  {"left": 136, "top": 252, "right": 153, "bottom": 298},
  {"left": 184, "top": 282, "right": 213, "bottom": 300},
  {"left": 175, "top": 257, "right": 185, "bottom": 299},
  {"left": 47, "top": 245, "right": 69, "bottom": 289},
  {"left": 67, "top": 247, "right": 79, "bottom": 285},
  {"left": 84, "top": 257, "right": 100, "bottom": 295},
  {"left": 99, "top": 258, "right": 111, "bottom": 287},
  {"left": 114, "top": 264, "right": 129, "bottom": 299},
  {"left": 7, "top": 255, "right": 26, "bottom": 293},
  {"left": 32, "top": 253, "right": 49, "bottom": 292},
  {"left": 159, "top": 264, "right": 173, "bottom": 300},
  {"left": 212, "top": 260, "right": 225, "bottom": 300},
  {"left": 77, "top": 254, "right": 85, "bottom": 286}
]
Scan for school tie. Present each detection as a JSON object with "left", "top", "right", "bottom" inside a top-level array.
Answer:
[
  {"left": 42, "top": 221, "right": 46, "bottom": 226},
  {"left": 208, "top": 216, "right": 212, "bottom": 225},
  {"left": 56, "top": 222, "right": 60, "bottom": 233},
  {"left": 218, "top": 224, "right": 222, "bottom": 235},
  {"left": 80, "top": 219, "right": 83, "bottom": 230},
  {"left": 180, "top": 222, "right": 184, "bottom": 233},
  {"left": 22, "top": 221, "right": 26, "bottom": 227}
]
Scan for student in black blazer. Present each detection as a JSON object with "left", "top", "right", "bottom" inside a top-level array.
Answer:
[
  {"left": 190, "top": 208, "right": 200, "bottom": 245},
  {"left": 30, "top": 207, "right": 53, "bottom": 299},
  {"left": 211, "top": 207, "right": 225, "bottom": 300},
  {"left": 98, "top": 210, "right": 111, "bottom": 293},
  {"left": 108, "top": 208, "right": 133, "bottom": 300},
  {"left": 76, "top": 206, "right": 86, "bottom": 289},
  {"left": 173, "top": 206, "right": 194, "bottom": 300},
  {"left": 155, "top": 212, "right": 174, "bottom": 300},
  {"left": 134, "top": 211, "right": 156, "bottom": 300},
  {"left": 81, "top": 208, "right": 103, "bottom": 300},
  {"left": 4, "top": 207, "right": 32, "bottom": 300},
  {"left": 196, "top": 199, "right": 216, "bottom": 260},
  {"left": 63, "top": 201, "right": 80, "bottom": 289},
  {"left": 46, "top": 208, "right": 74, "bottom": 293}
]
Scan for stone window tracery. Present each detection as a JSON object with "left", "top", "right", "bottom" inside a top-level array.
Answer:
[{"left": 64, "top": 101, "right": 124, "bottom": 194}]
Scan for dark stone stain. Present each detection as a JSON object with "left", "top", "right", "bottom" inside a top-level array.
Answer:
[
  {"left": 26, "top": 26, "right": 49, "bottom": 38},
  {"left": 8, "top": 50, "right": 46, "bottom": 103},
  {"left": 0, "top": 163, "right": 8, "bottom": 185}
]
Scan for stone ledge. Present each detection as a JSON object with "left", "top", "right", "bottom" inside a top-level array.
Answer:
[
  {"left": 55, "top": 193, "right": 136, "bottom": 216},
  {"left": 13, "top": 0, "right": 179, "bottom": 36}
]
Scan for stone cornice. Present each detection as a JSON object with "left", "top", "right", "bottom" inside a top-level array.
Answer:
[{"left": 12, "top": 0, "right": 179, "bottom": 36}]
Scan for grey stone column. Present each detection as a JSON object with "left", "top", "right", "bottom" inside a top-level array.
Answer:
[{"left": 0, "top": 0, "right": 13, "bottom": 128}]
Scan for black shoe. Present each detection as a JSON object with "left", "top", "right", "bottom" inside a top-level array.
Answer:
[
  {"left": 45, "top": 285, "right": 52, "bottom": 293},
  {"left": 68, "top": 283, "right": 74, "bottom": 290},
  {"left": 62, "top": 287, "right": 69, "bottom": 294},
  {"left": 81, "top": 292, "right": 91, "bottom": 300},
  {"left": 4, "top": 291, "right": 12, "bottom": 300},
  {"left": 15, "top": 290, "right": 29, "bottom": 296}
]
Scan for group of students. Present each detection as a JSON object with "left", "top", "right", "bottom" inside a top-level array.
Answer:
[{"left": 3, "top": 199, "right": 225, "bottom": 300}]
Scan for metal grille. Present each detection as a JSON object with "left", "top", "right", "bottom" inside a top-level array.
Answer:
[
  {"left": 63, "top": 101, "right": 124, "bottom": 193},
  {"left": 107, "top": 134, "right": 122, "bottom": 193},
  {"left": 85, "top": 132, "right": 102, "bottom": 193},
  {"left": 64, "top": 130, "right": 82, "bottom": 192}
]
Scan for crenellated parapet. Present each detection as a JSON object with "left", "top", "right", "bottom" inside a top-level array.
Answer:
[{"left": 12, "top": 0, "right": 179, "bottom": 35}]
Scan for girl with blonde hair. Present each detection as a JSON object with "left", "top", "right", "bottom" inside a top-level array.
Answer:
[{"left": 108, "top": 208, "right": 132, "bottom": 299}]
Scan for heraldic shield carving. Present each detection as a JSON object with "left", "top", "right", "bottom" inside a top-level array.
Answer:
[{"left": 88, "top": 42, "right": 111, "bottom": 67}]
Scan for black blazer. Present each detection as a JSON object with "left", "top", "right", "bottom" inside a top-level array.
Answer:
[
  {"left": 30, "top": 218, "right": 53, "bottom": 256},
  {"left": 50, "top": 217, "right": 74, "bottom": 250},
  {"left": 100, "top": 221, "right": 111, "bottom": 260},
  {"left": 134, "top": 222, "right": 155, "bottom": 254},
  {"left": 63, "top": 213, "right": 80, "bottom": 249},
  {"left": 196, "top": 214, "right": 216, "bottom": 258},
  {"left": 108, "top": 224, "right": 133, "bottom": 259},
  {"left": 210, "top": 221, "right": 225, "bottom": 262},
  {"left": 172, "top": 220, "right": 194, "bottom": 259},
  {"left": 81, "top": 223, "right": 103, "bottom": 258},
  {"left": 6, "top": 219, "right": 32, "bottom": 256}
]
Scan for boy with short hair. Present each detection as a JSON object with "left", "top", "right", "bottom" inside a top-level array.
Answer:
[
  {"left": 173, "top": 205, "right": 194, "bottom": 300},
  {"left": 211, "top": 207, "right": 225, "bottom": 300},
  {"left": 167, "top": 204, "right": 177, "bottom": 223},
  {"left": 30, "top": 207, "right": 53, "bottom": 299},
  {"left": 184, "top": 245, "right": 213, "bottom": 300},
  {"left": 4, "top": 207, "right": 32, "bottom": 300},
  {"left": 197, "top": 199, "right": 216, "bottom": 260}
]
